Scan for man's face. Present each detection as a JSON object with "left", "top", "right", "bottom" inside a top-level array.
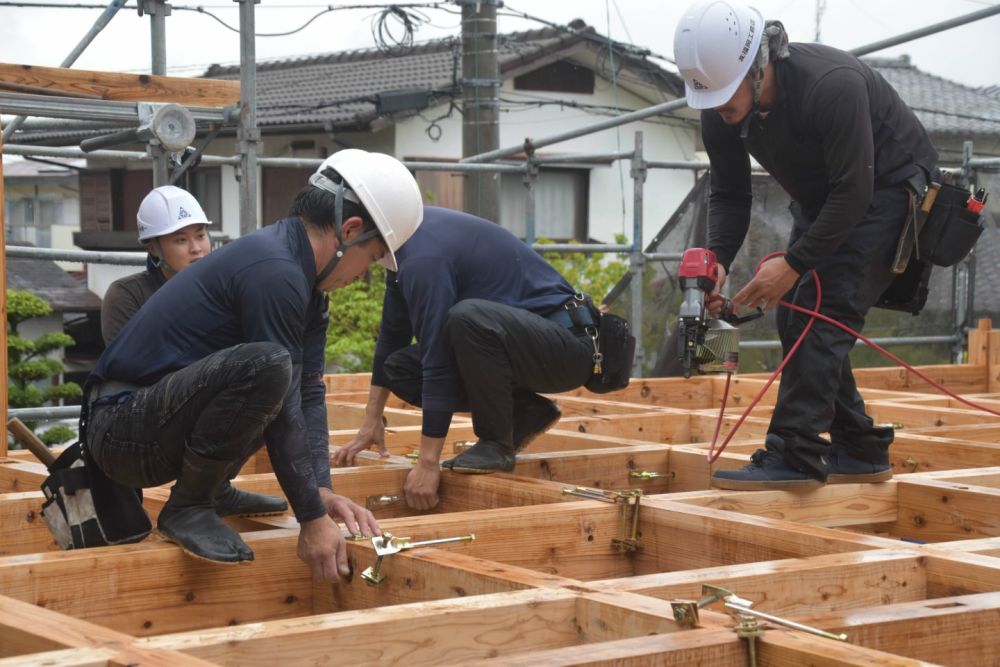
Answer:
[
  {"left": 714, "top": 77, "right": 754, "bottom": 125},
  {"left": 151, "top": 224, "right": 211, "bottom": 276},
  {"left": 316, "top": 217, "right": 389, "bottom": 292}
]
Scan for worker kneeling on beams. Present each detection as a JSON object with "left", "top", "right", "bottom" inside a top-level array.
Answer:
[
  {"left": 673, "top": 0, "right": 938, "bottom": 489},
  {"left": 83, "top": 150, "right": 423, "bottom": 579},
  {"left": 332, "top": 205, "right": 632, "bottom": 510}
]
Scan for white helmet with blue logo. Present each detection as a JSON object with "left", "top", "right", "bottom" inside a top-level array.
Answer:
[{"left": 136, "top": 185, "right": 211, "bottom": 242}]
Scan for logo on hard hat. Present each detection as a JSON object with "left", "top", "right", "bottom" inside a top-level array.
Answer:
[
  {"left": 738, "top": 19, "right": 757, "bottom": 62},
  {"left": 177, "top": 206, "right": 191, "bottom": 221},
  {"left": 691, "top": 78, "right": 708, "bottom": 90}
]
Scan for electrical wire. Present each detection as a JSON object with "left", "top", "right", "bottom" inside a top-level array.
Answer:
[{"left": 706, "top": 251, "right": 1000, "bottom": 465}]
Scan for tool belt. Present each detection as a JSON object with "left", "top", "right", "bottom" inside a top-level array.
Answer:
[
  {"left": 892, "top": 178, "right": 984, "bottom": 273},
  {"left": 40, "top": 441, "right": 151, "bottom": 550},
  {"left": 549, "top": 294, "right": 636, "bottom": 394}
]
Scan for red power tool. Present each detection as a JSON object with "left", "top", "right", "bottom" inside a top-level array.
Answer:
[{"left": 677, "top": 248, "right": 761, "bottom": 377}]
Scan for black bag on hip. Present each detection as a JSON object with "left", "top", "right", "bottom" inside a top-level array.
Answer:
[
  {"left": 40, "top": 442, "right": 151, "bottom": 550},
  {"left": 585, "top": 312, "right": 636, "bottom": 394}
]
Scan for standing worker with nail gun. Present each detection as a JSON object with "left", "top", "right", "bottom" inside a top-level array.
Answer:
[{"left": 673, "top": 0, "right": 937, "bottom": 489}]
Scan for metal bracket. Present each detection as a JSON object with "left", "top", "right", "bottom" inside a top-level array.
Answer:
[
  {"left": 361, "top": 531, "right": 476, "bottom": 586},
  {"left": 365, "top": 494, "right": 404, "bottom": 511},
  {"left": 612, "top": 489, "right": 642, "bottom": 553},
  {"left": 629, "top": 470, "right": 663, "bottom": 481},
  {"left": 670, "top": 584, "right": 748, "bottom": 628}
]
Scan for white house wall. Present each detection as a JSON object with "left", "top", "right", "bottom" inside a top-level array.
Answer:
[{"left": 394, "top": 78, "right": 698, "bottom": 246}]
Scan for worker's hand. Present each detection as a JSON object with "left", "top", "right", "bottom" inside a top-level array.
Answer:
[
  {"left": 297, "top": 514, "right": 351, "bottom": 582},
  {"left": 319, "top": 487, "right": 381, "bottom": 538},
  {"left": 707, "top": 265, "right": 728, "bottom": 318},
  {"left": 332, "top": 417, "right": 388, "bottom": 467},
  {"left": 733, "top": 257, "right": 800, "bottom": 312},
  {"left": 403, "top": 460, "right": 441, "bottom": 511}
]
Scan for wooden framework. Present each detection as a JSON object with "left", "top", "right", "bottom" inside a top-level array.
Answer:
[{"left": 3, "top": 321, "right": 1000, "bottom": 665}]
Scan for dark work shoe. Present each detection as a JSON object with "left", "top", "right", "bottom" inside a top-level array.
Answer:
[
  {"left": 158, "top": 505, "right": 255, "bottom": 563},
  {"left": 712, "top": 449, "right": 824, "bottom": 491},
  {"left": 827, "top": 445, "right": 893, "bottom": 484},
  {"left": 442, "top": 439, "right": 516, "bottom": 474},
  {"left": 513, "top": 395, "right": 561, "bottom": 453},
  {"left": 215, "top": 482, "right": 288, "bottom": 517}
]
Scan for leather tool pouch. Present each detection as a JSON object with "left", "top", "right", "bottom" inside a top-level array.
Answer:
[
  {"left": 40, "top": 442, "right": 151, "bottom": 550},
  {"left": 917, "top": 183, "right": 984, "bottom": 267},
  {"left": 584, "top": 311, "right": 636, "bottom": 394}
]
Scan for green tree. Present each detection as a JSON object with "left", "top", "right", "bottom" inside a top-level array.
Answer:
[
  {"left": 538, "top": 234, "right": 631, "bottom": 303},
  {"left": 7, "top": 290, "right": 82, "bottom": 445},
  {"left": 323, "top": 235, "right": 631, "bottom": 373}
]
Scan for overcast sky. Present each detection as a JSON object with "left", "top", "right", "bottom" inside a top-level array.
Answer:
[{"left": 0, "top": 0, "right": 998, "bottom": 88}]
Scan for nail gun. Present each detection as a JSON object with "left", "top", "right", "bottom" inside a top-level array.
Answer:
[{"left": 677, "top": 248, "right": 762, "bottom": 378}]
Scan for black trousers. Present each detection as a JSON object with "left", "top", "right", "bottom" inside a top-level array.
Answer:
[
  {"left": 383, "top": 299, "right": 594, "bottom": 446},
  {"left": 768, "top": 186, "right": 910, "bottom": 479},
  {"left": 86, "top": 343, "right": 292, "bottom": 488}
]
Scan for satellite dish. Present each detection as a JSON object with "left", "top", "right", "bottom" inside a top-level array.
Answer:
[{"left": 147, "top": 103, "right": 196, "bottom": 152}]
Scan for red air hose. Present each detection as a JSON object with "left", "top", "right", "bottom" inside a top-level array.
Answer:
[{"left": 706, "top": 252, "right": 1000, "bottom": 464}]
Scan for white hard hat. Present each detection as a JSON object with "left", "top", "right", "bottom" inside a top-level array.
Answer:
[
  {"left": 313, "top": 149, "right": 423, "bottom": 272},
  {"left": 137, "top": 185, "right": 211, "bottom": 242},
  {"left": 674, "top": 0, "right": 764, "bottom": 109}
]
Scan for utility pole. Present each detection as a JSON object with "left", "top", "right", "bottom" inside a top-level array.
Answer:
[
  {"left": 814, "top": 0, "right": 826, "bottom": 42},
  {"left": 236, "top": 0, "right": 261, "bottom": 235},
  {"left": 459, "top": 0, "right": 500, "bottom": 222},
  {"left": 140, "top": 0, "right": 171, "bottom": 186}
]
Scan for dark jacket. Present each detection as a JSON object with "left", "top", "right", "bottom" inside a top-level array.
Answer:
[
  {"left": 703, "top": 42, "right": 938, "bottom": 273},
  {"left": 90, "top": 219, "right": 330, "bottom": 522},
  {"left": 100, "top": 257, "right": 166, "bottom": 345}
]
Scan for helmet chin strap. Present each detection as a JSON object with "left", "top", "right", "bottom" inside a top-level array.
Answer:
[
  {"left": 150, "top": 239, "right": 179, "bottom": 276},
  {"left": 311, "top": 171, "right": 379, "bottom": 287},
  {"left": 739, "top": 20, "right": 789, "bottom": 139}
]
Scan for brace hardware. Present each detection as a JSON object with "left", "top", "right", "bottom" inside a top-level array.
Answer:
[
  {"left": 905, "top": 456, "right": 920, "bottom": 472},
  {"left": 361, "top": 531, "right": 476, "bottom": 585},
  {"left": 405, "top": 450, "right": 420, "bottom": 463},
  {"left": 670, "top": 584, "right": 747, "bottom": 628},
  {"left": 560, "top": 486, "right": 621, "bottom": 503},
  {"left": 612, "top": 489, "right": 643, "bottom": 553},
  {"left": 629, "top": 470, "right": 663, "bottom": 480},
  {"left": 723, "top": 601, "right": 847, "bottom": 642},
  {"left": 735, "top": 613, "right": 764, "bottom": 667},
  {"left": 365, "top": 494, "right": 404, "bottom": 511},
  {"left": 878, "top": 422, "right": 904, "bottom": 430}
]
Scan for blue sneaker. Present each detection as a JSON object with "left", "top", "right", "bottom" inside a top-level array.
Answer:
[
  {"left": 712, "top": 449, "right": 824, "bottom": 491},
  {"left": 827, "top": 445, "right": 892, "bottom": 484}
]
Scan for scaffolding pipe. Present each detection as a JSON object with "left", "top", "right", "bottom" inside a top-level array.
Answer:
[
  {"left": 461, "top": 99, "right": 687, "bottom": 163},
  {"left": 2, "top": 0, "right": 128, "bottom": 140},
  {"left": 237, "top": 0, "right": 261, "bottom": 234},
  {"left": 5, "top": 246, "right": 146, "bottom": 266},
  {"left": 9, "top": 406, "right": 82, "bottom": 421},
  {"left": 0, "top": 92, "right": 230, "bottom": 124},
  {"left": 849, "top": 4, "right": 1000, "bottom": 57},
  {"left": 968, "top": 158, "right": 1000, "bottom": 168},
  {"left": 740, "top": 335, "right": 959, "bottom": 350},
  {"left": 630, "top": 132, "right": 647, "bottom": 371}
]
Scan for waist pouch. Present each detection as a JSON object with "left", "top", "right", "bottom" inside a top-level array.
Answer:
[
  {"left": 40, "top": 442, "right": 151, "bottom": 550},
  {"left": 918, "top": 183, "right": 984, "bottom": 267},
  {"left": 584, "top": 312, "right": 636, "bottom": 394}
]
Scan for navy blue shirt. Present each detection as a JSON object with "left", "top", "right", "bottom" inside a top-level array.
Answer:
[
  {"left": 90, "top": 218, "right": 330, "bottom": 522},
  {"left": 372, "top": 207, "right": 575, "bottom": 434}
]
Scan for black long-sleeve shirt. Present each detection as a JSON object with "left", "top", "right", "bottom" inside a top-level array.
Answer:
[
  {"left": 90, "top": 218, "right": 331, "bottom": 523},
  {"left": 703, "top": 43, "right": 938, "bottom": 274},
  {"left": 100, "top": 258, "right": 166, "bottom": 345}
]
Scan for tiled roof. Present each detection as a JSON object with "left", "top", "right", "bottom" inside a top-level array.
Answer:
[
  {"left": 6, "top": 244, "right": 101, "bottom": 312},
  {"left": 865, "top": 55, "right": 1000, "bottom": 136},
  {"left": 200, "top": 22, "right": 682, "bottom": 130}
]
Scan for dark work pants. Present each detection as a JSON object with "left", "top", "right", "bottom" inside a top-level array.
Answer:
[
  {"left": 86, "top": 343, "right": 292, "bottom": 489},
  {"left": 768, "top": 186, "right": 909, "bottom": 480},
  {"left": 384, "top": 299, "right": 594, "bottom": 446}
]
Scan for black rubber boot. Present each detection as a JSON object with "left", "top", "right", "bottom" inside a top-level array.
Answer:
[
  {"left": 214, "top": 459, "right": 288, "bottom": 517},
  {"left": 158, "top": 450, "right": 255, "bottom": 564},
  {"left": 442, "top": 439, "right": 516, "bottom": 474},
  {"left": 512, "top": 394, "right": 561, "bottom": 453}
]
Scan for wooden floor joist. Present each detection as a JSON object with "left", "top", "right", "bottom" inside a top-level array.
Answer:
[{"left": 6, "top": 323, "right": 1000, "bottom": 664}]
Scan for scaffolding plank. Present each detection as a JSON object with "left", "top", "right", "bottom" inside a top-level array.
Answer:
[{"left": 0, "top": 63, "right": 239, "bottom": 106}]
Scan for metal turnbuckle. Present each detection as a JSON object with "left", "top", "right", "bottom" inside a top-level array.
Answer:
[
  {"left": 365, "top": 494, "right": 405, "bottom": 511},
  {"left": 361, "top": 531, "right": 476, "bottom": 585},
  {"left": 629, "top": 470, "right": 663, "bottom": 481},
  {"left": 560, "top": 486, "right": 643, "bottom": 553}
]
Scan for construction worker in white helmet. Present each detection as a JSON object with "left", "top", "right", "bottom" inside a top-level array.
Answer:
[
  {"left": 674, "top": 1, "right": 937, "bottom": 489},
  {"left": 101, "top": 185, "right": 288, "bottom": 519},
  {"left": 84, "top": 150, "right": 423, "bottom": 580},
  {"left": 101, "top": 185, "right": 212, "bottom": 345}
]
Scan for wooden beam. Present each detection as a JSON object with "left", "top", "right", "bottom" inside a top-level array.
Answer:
[
  {"left": 757, "top": 630, "right": 935, "bottom": 667},
  {"left": 891, "top": 477, "right": 1000, "bottom": 542},
  {"left": 514, "top": 445, "right": 671, "bottom": 492},
  {"left": 0, "top": 63, "right": 239, "bottom": 107},
  {"left": 591, "top": 550, "right": 928, "bottom": 617},
  {"left": 1, "top": 127, "right": 6, "bottom": 459}
]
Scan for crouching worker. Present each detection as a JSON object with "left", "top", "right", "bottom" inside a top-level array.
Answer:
[
  {"left": 100, "top": 186, "right": 285, "bottom": 518},
  {"left": 84, "top": 150, "right": 423, "bottom": 577},
  {"left": 333, "top": 207, "right": 619, "bottom": 511}
]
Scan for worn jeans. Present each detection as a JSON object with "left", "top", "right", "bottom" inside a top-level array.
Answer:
[
  {"left": 767, "top": 186, "right": 909, "bottom": 479},
  {"left": 86, "top": 343, "right": 292, "bottom": 489},
  {"left": 384, "top": 299, "right": 594, "bottom": 446}
]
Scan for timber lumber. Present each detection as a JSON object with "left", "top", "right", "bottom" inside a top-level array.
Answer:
[{"left": 0, "top": 62, "right": 239, "bottom": 106}]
